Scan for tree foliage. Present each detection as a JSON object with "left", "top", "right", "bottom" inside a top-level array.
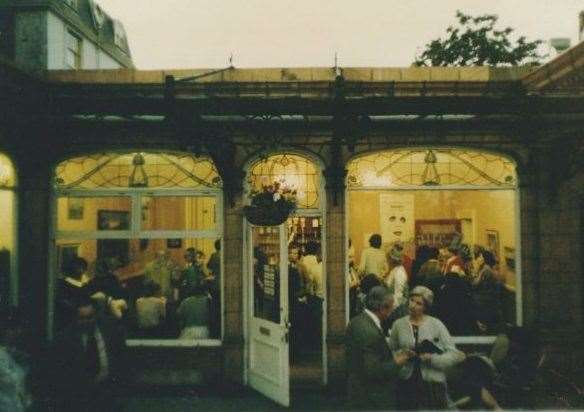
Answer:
[{"left": 414, "top": 11, "right": 545, "bottom": 67}]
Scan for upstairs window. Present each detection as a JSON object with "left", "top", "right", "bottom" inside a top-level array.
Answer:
[{"left": 65, "top": 30, "right": 82, "bottom": 70}]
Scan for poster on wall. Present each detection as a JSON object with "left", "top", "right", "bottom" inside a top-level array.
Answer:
[
  {"left": 380, "top": 193, "right": 414, "bottom": 247},
  {"left": 415, "top": 219, "right": 462, "bottom": 248}
]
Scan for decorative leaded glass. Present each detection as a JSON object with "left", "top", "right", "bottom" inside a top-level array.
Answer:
[
  {"left": 0, "top": 153, "right": 15, "bottom": 189},
  {"left": 55, "top": 152, "right": 222, "bottom": 189},
  {"left": 248, "top": 154, "right": 320, "bottom": 209},
  {"left": 347, "top": 149, "right": 517, "bottom": 188}
]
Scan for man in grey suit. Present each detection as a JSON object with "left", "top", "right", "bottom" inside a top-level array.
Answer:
[{"left": 345, "top": 286, "right": 414, "bottom": 410}]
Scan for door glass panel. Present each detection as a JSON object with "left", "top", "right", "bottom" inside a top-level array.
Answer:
[
  {"left": 57, "top": 197, "right": 131, "bottom": 232},
  {"left": 141, "top": 196, "right": 217, "bottom": 231},
  {"left": 287, "top": 216, "right": 323, "bottom": 355},
  {"left": 252, "top": 226, "right": 281, "bottom": 323}
]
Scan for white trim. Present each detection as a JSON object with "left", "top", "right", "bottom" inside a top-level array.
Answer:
[
  {"left": 56, "top": 188, "right": 223, "bottom": 196},
  {"left": 515, "top": 186, "right": 523, "bottom": 326},
  {"left": 56, "top": 230, "right": 222, "bottom": 241},
  {"left": 348, "top": 185, "right": 517, "bottom": 191},
  {"left": 452, "top": 336, "right": 497, "bottom": 345},
  {"left": 243, "top": 150, "right": 328, "bottom": 392},
  {"left": 126, "top": 339, "right": 222, "bottom": 348}
]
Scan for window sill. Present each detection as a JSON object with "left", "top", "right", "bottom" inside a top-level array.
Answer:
[
  {"left": 452, "top": 336, "right": 497, "bottom": 345},
  {"left": 126, "top": 339, "right": 222, "bottom": 348}
]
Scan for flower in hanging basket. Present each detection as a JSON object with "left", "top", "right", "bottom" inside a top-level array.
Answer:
[{"left": 245, "top": 180, "right": 297, "bottom": 226}]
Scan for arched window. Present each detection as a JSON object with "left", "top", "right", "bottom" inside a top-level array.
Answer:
[
  {"left": 347, "top": 149, "right": 517, "bottom": 189},
  {"left": 247, "top": 153, "right": 321, "bottom": 209},
  {"left": 347, "top": 148, "right": 520, "bottom": 340},
  {"left": 0, "top": 153, "right": 17, "bottom": 308},
  {"left": 53, "top": 152, "right": 224, "bottom": 342}
]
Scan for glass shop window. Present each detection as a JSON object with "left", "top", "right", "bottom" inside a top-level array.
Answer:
[
  {"left": 54, "top": 152, "right": 224, "bottom": 342},
  {"left": 0, "top": 153, "right": 16, "bottom": 308},
  {"left": 55, "top": 238, "right": 222, "bottom": 340},
  {"left": 347, "top": 149, "right": 519, "bottom": 337},
  {"left": 57, "top": 197, "right": 132, "bottom": 232}
]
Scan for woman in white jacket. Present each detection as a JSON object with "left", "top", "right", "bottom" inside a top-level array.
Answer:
[
  {"left": 389, "top": 286, "right": 465, "bottom": 410},
  {"left": 384, "top": 243, "right": 408, "bottom": 307}
]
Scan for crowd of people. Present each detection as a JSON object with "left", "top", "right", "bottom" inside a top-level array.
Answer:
[
  {"left": 349, "top": 232, "right": 510, "bottom": 336},
  {"left": 346, "top": 285, "right": 542, "bottom": 411},
  {"left": 56, "top": 240, "right": 222, "bottom": 342}
]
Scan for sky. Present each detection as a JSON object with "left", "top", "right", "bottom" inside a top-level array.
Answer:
[{"left": 96, "top": 0, "right": 583, "bottom": 69}]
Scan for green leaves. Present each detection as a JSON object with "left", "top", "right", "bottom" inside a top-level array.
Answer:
[{"left": 414, "top": 10, "right": 544, "bottom": 67}]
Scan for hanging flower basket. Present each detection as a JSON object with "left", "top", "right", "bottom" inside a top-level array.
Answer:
[
  {"left": 244, "top": 203, "right": 294, "bottom": 226},
  {"left": 244, "top": 180, "right": 297, "bottom": 226}
]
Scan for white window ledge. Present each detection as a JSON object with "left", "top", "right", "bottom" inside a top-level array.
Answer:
[
  {"left": 126, "top": 339, "right": 222, "bottom": 348},
  {"left": 452, "top": 336, "right": 497, "bottom": 345}
]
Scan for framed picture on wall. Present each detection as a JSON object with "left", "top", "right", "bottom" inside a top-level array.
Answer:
[
  {"left": 67, "top": 198, "right": 84, "bottom": 220},
  {"left": 415, "top": 219, "right": 462, "bottom": 248},
  {"left": 486, "top": 229, "right": 500, "bottom": 258},
  {"left": 167, "top": 238, "right": 182, "bottom": 249},
  {"left": 97, "top": 210, "right": 129, "bottom": 231}
]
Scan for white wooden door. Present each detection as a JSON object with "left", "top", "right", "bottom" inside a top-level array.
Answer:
[{"left": 248, "top": 224, "right": 290, "bottom": 407}]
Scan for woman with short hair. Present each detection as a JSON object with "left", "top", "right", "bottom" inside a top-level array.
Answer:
[
  {"left": 358, "top": 234, "right": 387, "bottom": 278},
  {"left": 389, "top": 286, "right": 465, "bottom": 410}
]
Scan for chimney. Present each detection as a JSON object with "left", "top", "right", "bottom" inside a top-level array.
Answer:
[{"left": 550, "top": 38, "right": 571, "bottom": 54}]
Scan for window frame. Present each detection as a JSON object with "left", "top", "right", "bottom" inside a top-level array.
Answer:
[
  {"left": 65, "top": 29, "right": 82, "bottom": 70},
  {"left": 52, "top": 187, "right": 225, "bottom": 347},
  {"left": 345, "top": 149, "right": 522, "bottom": 344}
]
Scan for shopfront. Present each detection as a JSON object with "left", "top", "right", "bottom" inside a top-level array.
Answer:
[{"left": 0, "top": 59, "right": 582, "bottom": 406}]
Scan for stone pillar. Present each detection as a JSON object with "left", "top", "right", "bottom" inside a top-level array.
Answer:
[
  {"left": 324, "top": 166, "right": 347, "bottom": 386},
  {"left": 527, "top": 142, "right": 584, "bottom": 379},
  {"left": 222, "top": 191, "right": 245, "bottom": 385},
  {"left": 17, "top": 154, "right": 53, "bottom": 348},
  {"left": 517, "top": 158, "right": 539, "bottom": 326}
]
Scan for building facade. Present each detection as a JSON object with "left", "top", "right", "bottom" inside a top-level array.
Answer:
[
  {"left": 0, "top": 42, "right": 583, "bottom": 406},
  {"left": 0, "top": 0, "right": 133, "bottom": 70}
]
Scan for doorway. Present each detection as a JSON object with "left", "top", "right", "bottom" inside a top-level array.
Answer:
[{"left": 246, "top": 215, "right": 324, "bottom": 407}]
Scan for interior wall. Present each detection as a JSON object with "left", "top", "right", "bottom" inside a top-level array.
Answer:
[
  {"left": 349, "top": 190, "right": 516, "bottom": 286},
  {"left": 56, "top": 196, "right": 218, "bottom": 279}
]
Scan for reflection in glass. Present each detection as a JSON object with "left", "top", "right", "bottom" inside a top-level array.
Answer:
[{"left": 252, "top": 226, "right": 281, "bottom": 323}]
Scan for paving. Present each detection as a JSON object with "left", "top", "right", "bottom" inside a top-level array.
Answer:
[{"left": 119, "top": 386, "right": 347, "bottom": 412}]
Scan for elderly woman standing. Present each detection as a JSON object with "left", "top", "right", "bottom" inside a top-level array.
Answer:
[{"left": 389, "top": 286, "right": 465, "bottom": 410}]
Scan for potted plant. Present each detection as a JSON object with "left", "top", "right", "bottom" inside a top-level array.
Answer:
[{"left": 244, "top": 180, "right": 297, "bottom": 226}]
